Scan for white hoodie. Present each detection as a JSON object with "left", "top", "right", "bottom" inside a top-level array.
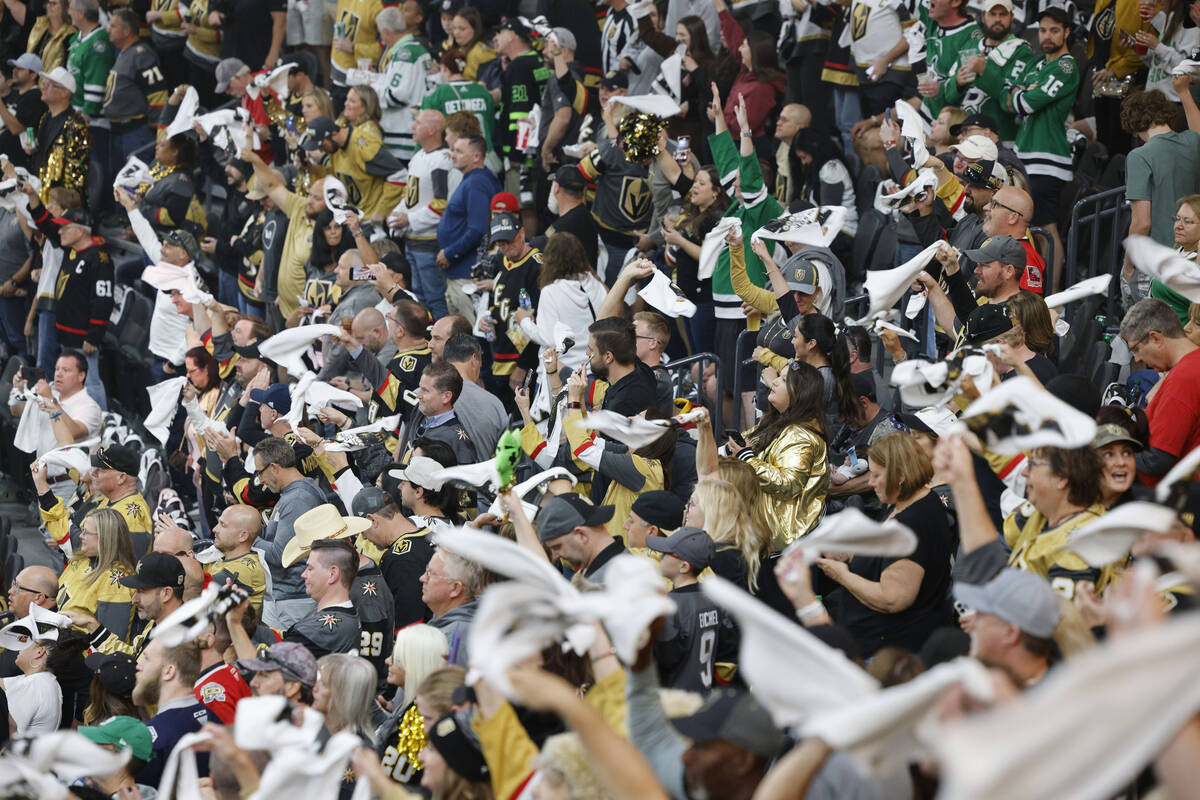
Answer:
[{"left": 518, "top": 274, "right": 608, "bottom": 372}]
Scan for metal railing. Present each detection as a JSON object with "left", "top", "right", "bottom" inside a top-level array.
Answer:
[
  {"left": 662, "top": 351, "right": 723, "bottom": 435},
  {"left": 1064, "top": 186, "right": 1129, "bottom": 322}
]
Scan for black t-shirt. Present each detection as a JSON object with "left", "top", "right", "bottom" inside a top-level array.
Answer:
[
  {"left": 601, "top": 361, "right": 659, "bottom": 417},
  {"left": 822, "top": 491, "right": 956, "bottom": 657},
  {"left": 549, "top": 203, "right": 599, "bottom": 269},
  {"left": 0, "top": 87, "right": 47, "bottom": 169},
  {"left": 215, "top": 0, "right": 286, "bottom": 67}
]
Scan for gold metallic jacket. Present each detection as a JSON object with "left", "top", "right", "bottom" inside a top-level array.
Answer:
[
  {"left": 38, "top": 110, "right": 90, "bottom": 202},
  {"left": 746, "top": 422, "right": 829, "bottom": 552}
]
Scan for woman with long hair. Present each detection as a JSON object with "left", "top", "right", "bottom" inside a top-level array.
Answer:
[
  {"left": 716, "top": 0, "right": 787, "bottom": 138},
  {"left": 788, "top": 128, "right": 857, "bottom": 248},
  {"left": 448, "top": 7, "right": 496, "bottom": 81},
  {"left": 927, "top": 106, "right": 969, "bottom": 154},
  {"left": 792, "top": 313, "right": 856, "bottom": 428},
  {"left": 314, "top": 653, "right": 378, "bottom": 743},
  {"left": 813, "top": 433, "right": 956, "bottom": 656},
  {"left": 24, "top": 0, "right": 75, "bottom": 70},
  {"left": 1139, "top": 0, "right": 1200, "bottom": 103},
  {"left": 57, "top": 508, "right": 137, "bottom": 640},
  {"left": 343, "top": 84, "right": 383, "bottom": 129},
  {"left": 660, "top": 162, "right": 731, "bottom": 355},
  {"left": 139, "top": 131, "right": 202, "bottom": 236},
  {"left": 729, "top": 360, "right": 829, "bottom": 551},
  {"left": 376, "top": 625, "right": 449, "bottom": 788},
  {"left": 686, "top": 477, "right": 771, "bottom": 590},
  {"left": 987, "top": 291, "right": 1059, "bottom": 385},
  {"left": 301, "top": 88, "right": 336, "bottom": 122},
  {"left": 513, "top": 232, "right": 607, "bottom": 373}
]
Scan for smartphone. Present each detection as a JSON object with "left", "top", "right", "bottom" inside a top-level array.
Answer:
[
  {"left": 675, "top": 135, "right": 690, "bottom": 164},
  {"left": 351, "top": 266, "right": 372, "bottom": 281},
  {"left": 284, "top": 116, "right": 298, "bottom": 137},
  {"left": 724, "top": 429, "right": 745, "bottom": 448},
  {"left": 19, "top": 366, "right": 44, "bottom": 386}
]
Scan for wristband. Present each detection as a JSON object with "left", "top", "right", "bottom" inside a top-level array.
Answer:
[
  {"left": 797, "top": 599, "right": 826, "bottom": 622},
  {"left": 49, "top": 411, "right": 62, "bottom": 420},
  {"left": 569, "top": 401, "right": 582, "bottom": 409}
]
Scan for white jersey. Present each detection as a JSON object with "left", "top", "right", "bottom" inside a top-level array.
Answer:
[
  {"left": 844, "top": 0, "right": 911, "bottom": 69},
  {"left": 393, "top": 146, "right": 460, "bottom": 242},
  {"left": 378, "top": 35, "right": 431, "bottom": 163}
]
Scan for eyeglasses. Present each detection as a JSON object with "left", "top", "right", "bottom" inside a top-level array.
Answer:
[
  {"left": 986, "top": 198, "right": 1023, "bottom": 217},
  {"left": 1026, "top": 457, "right": 1051, "bottom": 469},
  {"left": 422, "top": 568, "right": 454, "bottom": 582},
  {"left": 1127, "top": 335, "right": 1149, "bottom": 355},
  {"left": 1172, "top": 215, "right": 1198, "bottom": 224},
  {"left": 11, "top": 584, "right": 44, "bottom": 596}
]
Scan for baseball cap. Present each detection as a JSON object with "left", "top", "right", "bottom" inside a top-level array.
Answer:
[
  {"left": 535, "top": 494, "right": 615, "bottom": 542},
  {"left": 601, "top": 70, "right": 629, "bottom": 90},
  {"left": 781, "top": 253, "right": 819, "bottom": 294},
  {"left": 387, "top": 455, "right": 446, "bottom": 491},
  {"left": 91, "top": 443, "right": 140, "bottom": 477},
  {"left": 963, "top": 303, "right": 1014, "bottom": 345},
  {"left": 163, "top": 229, "right": 200, "bottom": 262},
  {"left": 237, "top": 641, "right": 318, "bottom": 686},
  {"left": 1037, "top": 2, "right": 1073, "bottom": 26},
  {"left": 497, "top": 16, "right": 531, "bottom": 40},
  {"left": 233, "top": 340, "right": 262, "bottom": 359},
  {"left": 850, "top": 370, "right": 876, "bottom": 401},
  {"left": 670, "top": 689, "right": 785, "bottom": 758},
  {"left": 954, "top": 568, "right": 1063, "bottom": 638},
  {"left": 965, "top": 234, "right": 1026, "bottom": 269},
  {"left": 949, "top": 113, "right": 999, "bottom": 138},
  {"left": 553, "top": 164, "right": 587, "bottom": 193},
  {"left": 962, "top": 159, "right": 1005, "bottom": 190},
  {"left": 84, "top": 652, "right": 137, "bottom": 696},
  {"left": 352, "top": 485, "right": 389, "bottom": 516},
  {"left": 646, "top": 526, "right": 715, "bottom": 572},
  {"left": 245, "top": 174, "right": 268, "bottom": 201},
  {"left": 78, "top": 716, "right": 153, "bottom": 762},
  {"left": 52, "top": 207, "right": 92, "bottom": 233},
  {"left": 631, "top": 490, "right": 685, "bottom": 531},
  {"left": 302, "top": 116, "right": 339, "bottom": 150},
  {"left": 250, "top": 383, "right": 292, "bottom": 414},
  {"left": 39, "top": 66, "right": 76, "bottom": 95},
  {"left": 490, "top": 192, "right": 520, "bottom": 213},
  {"left": 215, "top": 57, "right": 250, "bottom": 94},
  {"left": 6, "top": 53, "right": 42, "bottom": 72},
  {"left": 895, "top": 411, "right": 937, "bottom": 437},
  {"left": 489, "top": 213, "right": 520, "bottom": 243},
  {"left": 429, "top": 712, "right": 488, "bottom": 782},
  {"left": 1091, "top": 422, "right": 1143, "bottom": 451},
  {"left": 284, "top": 51, "right": 319, "bottom": 79},
  {"left": 119, "top": 552, "right": 186, "bottom": 591},
  {"left": 951, "top": 135, "right": 998, "bottom": 161},
  {"left": 986, "top": 0, "right": 1015, "bottom": 10},
  {"left": 549, "top": 27, "right": 577, "bottom": 52}
]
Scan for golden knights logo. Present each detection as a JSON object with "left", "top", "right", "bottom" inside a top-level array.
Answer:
[
  {"left": 404, "top": 176, "right": 420, "bottom": 207},
  {"left": 361, "top": 581, "right": 378, "bottom": 597},
  {"left": 619, "top": 176, "right": 652, "bottom": 223},
  {"left": 851, "top": 3, "right": 872, "bottom": 42},
  {"left": 337, "top": 172, "right": 364, "bottom": 206},
  {"left": 320, "top": 613, "right": 340, "bottom": 629}
]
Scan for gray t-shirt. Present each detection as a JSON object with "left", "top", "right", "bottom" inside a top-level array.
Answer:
[
  {"left": 1126, "top": 130, "right": 1200, "bottom": 246},
  {"left": 0, "top": 208, "right": 32, "bottom": 282}
]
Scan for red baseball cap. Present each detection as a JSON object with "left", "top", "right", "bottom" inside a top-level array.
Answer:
[{"left": 490, "top": 192, "right": 519, "bottom": 212}]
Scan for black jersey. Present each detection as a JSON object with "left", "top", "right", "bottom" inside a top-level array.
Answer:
[
  {"left": 378, "top": 528, "right": 434, "bottom": 628},
  {"left": 284, "top": 602, "right": 361, "bottom": 659},
  {"left": 654, "top": 584, "right": 739, "bottom": 693},
  {"left": 352, "top": 564, "right": 396, "bottom": 687},
  {"left": 489, "top": 247, "right": 542, "bottom": 377}
]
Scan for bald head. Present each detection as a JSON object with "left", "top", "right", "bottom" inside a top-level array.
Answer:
[
  {"left": 415, "top": 109, "right": 446, "bottom": 150},
  {"left": 775, "top": 104, "right": 811, "bottom": 144},
  {"left": 353, "top": 307, "right": 389, "bottom": 354},
  {"left": 155, "top": 528, "right": 194, "bottom": 559},
  {"left": 8, "top": 566, "right": 58, "bottom": 618},
  {"left": 213, "top": 504, "right": 262, "bottom": 557},
  {"left": 430, "top": 314, "right": 472, "bottom": 360},
  {"left": 985, "top": 187, "right": 1033, "bottom": 236}
]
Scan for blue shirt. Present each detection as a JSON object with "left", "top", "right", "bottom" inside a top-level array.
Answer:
[
  {"left": 138, "top": 697, "right": 210, "bottom": 787},
  {"left": 437, "top": 166, "right": 502, "bottom": 278}
]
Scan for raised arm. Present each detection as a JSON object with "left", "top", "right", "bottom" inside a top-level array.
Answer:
[
  {"left": 597, "top": 259, "right": 656, "bottom": 320},
  {"left": 240, "top": 146, "right": 292, "bottom": 210},
  {"left": 934, "top": 434, "right": 1000, "bottom": 554}
]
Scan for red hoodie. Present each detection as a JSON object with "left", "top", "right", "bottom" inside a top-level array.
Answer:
[{"left": 719, "top": 10, "right": 787, "bottom": 138}]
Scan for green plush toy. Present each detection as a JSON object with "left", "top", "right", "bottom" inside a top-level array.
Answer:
[{"left": 495, "top": 429, "right": 522, "bottom": 492}]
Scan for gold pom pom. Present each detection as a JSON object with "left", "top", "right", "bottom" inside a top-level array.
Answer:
[{"left": 618, "top": 112, "right": 667, "bottom": 163}]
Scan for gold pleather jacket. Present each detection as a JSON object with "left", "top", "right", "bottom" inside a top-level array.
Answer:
[{"left": 745, "top": 422, "right": 829, "bottom": 552}]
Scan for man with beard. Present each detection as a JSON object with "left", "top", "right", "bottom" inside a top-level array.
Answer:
[
  {"left": 132, "top": 639, "right": 209, "bottom": 786},
  {"left": 241, "top": 145, "right": 326, "bottom": 319},
  {"left": 586, "top": 317, "right": 658, "bottom": 416},
  {"left": 947, "top": 156, "right": 1002, "bottom": 261},
  {"left": 76, "top": 552, "right": 186, "bottom": 658},
  {"left": 943, "top": 0, "right": 1035, "bottom": 144},
  {"left": 954, "top": 568, "right": 1060, "bottom": 687}
]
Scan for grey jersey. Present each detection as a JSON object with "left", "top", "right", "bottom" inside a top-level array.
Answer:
[
  {"left": 284, "top": 602, "right": 361, "bottom": 659},
  {"left": 102, "top": 40, "right": 167, "bottom": 121}
]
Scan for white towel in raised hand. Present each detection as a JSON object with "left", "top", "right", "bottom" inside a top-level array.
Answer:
[
  {"left": 855, "top": 240, "right": 943, "bottom": 324},
  {"left": 485, "top": 467, "right": 576, "bottom": 519},
  {"left": 1171, "top": 58, "right": 1200, "bottom": 76},
  {"left": 638, "top": 269, "right": 697, "bottom": 318},
  {"left": 323, "top": 176, "right": 360, "bottom": 224},
  {"left": 155, "top": 730, "right": 212, "bottom": 800},
  {"left": 164, "top": 86, "right": 199, "bottom": 138},
  {"left": 894, "top": 99, "right": 931, "bottom": 167},
  {"left": 1124, "top": 234, "right": 1200, "bottom": 302},
  {"left": 873, "top": 170, "right": 939, "bottom": 215},
  {"left": 803, "top": 657, "right": 994, "bottom": 778},
  {"left": 141, "top": 262, "right": 209, "bottom": 305},
  {"left": 323, "top": 414, "right": 401, "bottom": 452},
  {"left": 583, "top": 553, "right": 678, "bottom": 664},
  {"left": 698, "top": 217, "right": 742, "bottom": 280},
  {"left": 37, "top": 440, "right": 94, "bottom": 479},
  {"left": 144, "top": 376, "right": 188, "bottom": 443},
  {"left": 752, "top": 206, "right": 849, "bottom": 249},
  {"left": 1066, "top": 501, "right": 1177, "bottom": 567},
  {"left": 580, "top": 409, "right": 673, "bottom": 450},
  {"left": 610, "top": 93, "right": 682, "bottom": 118},
  {"left": 1155, "top": 442, "right": 1200, "bottom": 503},
  {"left": 281, "top": 371, "right": 318, "bottom": 430},
  {"left": 113, "top": 155, "right": 152, "bottom": 190},
  {"left": 234, "top": 695, "right": 327, "bottom": 752},
  {"left": 430, "top": 458, "right": 499, "bottom": 491},
  {"left": 701, "top": 576, "right": 879, "bottom": 727},
  {"left": 890, "top": 358, "right": 964, "bottom": 408},
  {"left": 0, "top": 603, "right": 74, "bottom": 650},
  {"left": 933, "top": 612, "right": 1200, "bottom": 800},
  {"left": 781, "top": 507, "right": 917, "bottom": 564},
  {"left": 258, "top": 324, "right": 343, "bottom": 377},
  {"left": 872, "top": 319, "right": 919, "bottom": 341},
  {"left": 0, "top": 731, "right": 133, "bottom": 799},
  {"left": 1043, "top": 274, "right": 1113, "bottom": 309},
  {"left": 956, "top": 376, "right": 1097, "bottom": 455}
]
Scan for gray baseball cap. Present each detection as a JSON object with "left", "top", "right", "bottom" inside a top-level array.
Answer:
[
  {"left": 781, "top": 253, "right": 819, "bottom": 294},
  {"left": 954, "top": 568, "right": 1063, "bottom": 638},
  {"left": 237, "top": 641, "right": 318, "bottom": 687},
  {"left": 965, "top": 234, "right": 1026, "bottom": 270},
  {"left": 215, "top": 57, "right": 249, "bottom": 94},
  {"left": 535, "top": 494, "right": 615, "bottom": 542},
  {"left": 352, "top": 485, "right": 389, "bottom": 516},
  {"left": 670, "top": 689, "right": 784, "bottom": 758},
  {"left": 550, "top": 27, "right": 577, "bottom": 52},
  {"left": 646, "top": 526, "right": 715, "bottom": 572}
]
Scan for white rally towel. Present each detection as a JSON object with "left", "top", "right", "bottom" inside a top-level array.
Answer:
[
  {"left": 247, "top": 63, "right": 292, "bottom": 101},
  {"left": 1171, "top": 58, "right": 1200, "bottom": 77},
  {"left": 37, "top": 436, "right": 96, "bottom": 479},
  {"left": 698, "top": 217, "right": 742, "bottom": 280},
  {"left": 701, "top": 576, "right": 879, "bottom": 728},
  {"left": 934, "top": 612, "right": 1200, "bottom": 800},
  {"left": 956, "top": 376, "right": 1098, "bottom": 455},
  {"left": 752, "top": 206, "right": 848, "bottom": 249},
  {"left": 155, "top": 730, "right": 211, "bottom": 800},
  {"left": 804, "top": 657, "right": 994, "bottom": 778},
  {"left": 890, "top": 358, "right": 955, "bottom": 408},
  {"left": 431, "top": 458, "right": 500, "bottom": 492},
  {"left": 113, "top": 155, "right": 152, "bottom": 190},
  {"left": 144, "top": 376, "right": 188, "bottom": 444},
  {"left": 610, "top": 93, "right": 682, "bottom": 119},
  {"left": 872, "top": 319, "right": 920, "bottom": 342},
  {"left": 164, "top": 86, "right": 200, "bottom": 139},
  {"left": 1043, "top": 274, "right": 1113, "bottom": 309},
  {"left": 258, "top": 324, "right": 343, "bottom": 377},
  {"left": 1155, "top": 442, "right": 1200, "bottom": 502},
  {"left": 0, "top": 731, "right": 132, "bottom": 799},
  {"left": 1066, "top": 501, "right": 1178, "bottom": 567},
  {"left": 323, "top": 414, "right": 402, "bottom": 452},
  {"left": 0, "top": 604, "right": 74, "bottom": 650},
  {"left": 579, "top": 409, "right": 673, "bottom": 450},
  {"left": 855, "top": 240, "right": 944, "bottom": 323},
  {"left": 873, "top": 169, "right": 939, "bottom": 215},
  {"left": 1124, "top": 235, "right": 1200, "bottom": 302},
  {"left": 323, "top": 176, "right": 360, "bottom": 225},
  {"left": 893, "top": 100, "right": 931, "bottom": 168},
  {"left": 485, "top": 467, "right": 576, "bottom": 520},
  {"left": 141, "top": 262, "right": 210, "bottom": 305},
  {"left": 638, "top": 269, "right": 697, "bottom": 318},
  {"left": 781, "top": 507, "right": 917, "bottom": 564}
]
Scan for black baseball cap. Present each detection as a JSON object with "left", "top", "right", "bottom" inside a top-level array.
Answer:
[
  {"left": 965, "top": 235, "right": 1027, "bottom": 270},
  {"left": 553, "top": 164, "right": 587, "bottom": 193},
  {"left": 284, "top": 51, "right": 319, "bottom": 79},
  {"left": 601, "top": 70, "right": 628, "bottom": 90},
  {"left": 895, "top": 411, "right": 937, "bottom": 437},
  {"left": 949, "top": 113, "right": 998, "bottom": 137},
  {"left": 85, "top": 652, "right": 137, "bottom": 696},
  {"left": 1037, "top": 3, "right": 1073, "bottom": 26},
  {"left": 233, "top": 340, "right": 262, "bottom": 359},
  {"left": 489, "top": 213, "right": 520, "bottom": 243},
  {"left": 91, "top": 444, "right": 140, "bottom": 477},
  {"left": 962, "top": 159, "right": 1004, "bottom": 190},
  {"left": 497, "top": 16, "right": 531, "bottom": 40},
  {"left": 631, "top": 490, "right": 685, "bottom": 531},
  {"left": 302, "top": 116, "right": 339, "bottom": 150},
  {"left": 670, "top": 689, "right": 784, "bottom": 758},
  {"left": 429, "top": 713, "right": 489, "bottom": 782},
  {"left": 119, "top": 552, "right": 186, "bottom": 591},
  {"left": 963, "top": 303, "right": 1014, "bottom": 345},
  {"left": 646, "top": 526, "right": 715, "bottom": 572},
  {"left": 850, "top": 370, "right": 876, "bottom": 401},
  {"left": 535, "top": 494, "right": 615, "bottom": 542}
]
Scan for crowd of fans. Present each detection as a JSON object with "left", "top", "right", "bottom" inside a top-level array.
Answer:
[{"left": 0, "top": 0, "right": 1198, "bottom": 797}]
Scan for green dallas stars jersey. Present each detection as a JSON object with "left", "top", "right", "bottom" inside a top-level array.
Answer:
[
  {"left": 943, "top": 35, "right": 1037, "bottom": 143},
  {"left": 66, "top": 26, "right": 115, "bottom": 116},
  {"left": 918, "top": 7, "right": 982, "bottom": 117},
  {"left": 1006, "top": 53, "right": 1080, "bottom": 181}
]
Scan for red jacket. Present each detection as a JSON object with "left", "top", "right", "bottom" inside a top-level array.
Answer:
[{"left": 719, "top": 10, "right": 786, "bottom": 138}]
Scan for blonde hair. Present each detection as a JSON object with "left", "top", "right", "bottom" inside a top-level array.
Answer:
[
  {"left": 392, "top": 624, "right": 449, "bottom": 707},
  {"left": 530, "top": 734, "right": 610, "bottom": 800},
  {"left": 940, "top": 106, "right": 969, "bottom": 145},
  {"left": 301, "top": 87, "right": 334, "bottom": 120},
  {"left": 81, "top": 508, "right": 138, "bottom": 586},
  {"left": 347, "top": 84, "right": 382, "bottom": 125},
  {"left": 416, "top": 665, "right": 466, "bottom": 719},
  {"left": 691, "top": 478, "right": 767, "bottom": 590}
]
